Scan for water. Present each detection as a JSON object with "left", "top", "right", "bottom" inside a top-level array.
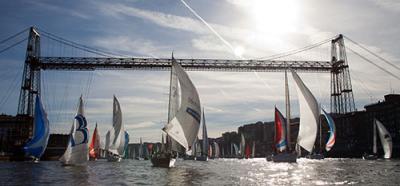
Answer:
[{"left": 1, "top": 158, "right": 399, "bottom": 185}]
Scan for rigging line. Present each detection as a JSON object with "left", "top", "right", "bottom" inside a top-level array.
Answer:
[
  {"left": 0, "top": 28, "right": 29, "bottom": 44},
  {"left": 344, "top": 36, "right": 400, "bottom": 72},
  {"left": 347, "top": 46, "right": 400, "bottom": 81},
  {"left": 255, "top": 37, "right": 334, "bottom": 60},
  {"left": 350, "top": 70, "right": 375, "bottom": 102},
  {"left": 0, "top": 66, "right": 23, "bottom": 110},
  {"left": 179, "top": 0, "right": 236, "bottom": 56},
  {"left": 41, "top": 33, "right": 111, "bottom": 57},
  {"left": 0, "top": 38, "right": 28, "bottom": 54},
  {"left": 38, "top": 28, "right": 128, "bottom": 57}
]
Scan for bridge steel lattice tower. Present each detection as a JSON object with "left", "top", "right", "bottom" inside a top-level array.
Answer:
[
  {"left": 17, "top": 27, "right": 41, "bottom": 116},
  {"left": 330, "top": 34, "right": 356, "bottom": 114}
]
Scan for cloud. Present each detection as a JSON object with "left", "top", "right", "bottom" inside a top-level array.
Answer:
[
  {"left": 370, "top": 0, "right": 400, "bottom": 12},
  {"left": 27, "top": 1, "right": 91, "bottom": 20}
]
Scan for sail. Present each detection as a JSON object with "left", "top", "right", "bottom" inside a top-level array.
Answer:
[
  {"left": 375, "top": 119, "right": 392, "bottom": 159},
  {"left": 251, "top": 141, "right": 255, "bottom": 158},
  {"left": 291, "top": 70, "right": 319, "bottom": 153},
  {"left": 108, "top": 96, "right": 125, "bottom": 156},
  {"left": 89, "top": 123, "right": 101, "bottom": 159},
  {"left": 321, "top": 108, "right": 336, "bottom": 151},
  {"left": 105, "top": 130, "right": 111, "bottom": 151},
  {"left": 233, "top": 143, "right": 239, "bottom": 156},
  {"left": 24, "top": 95, "right": 50, "bottom": 159},
  {"left": 60, "top": 96, "right": 89, "bottom": 165},
  {"left": 245, "top": 143, "right": 251, "bottom": 158},
  {"left": 163, "top": 58, "right": 201, "bottom": 150},
  {"left": 240, "top": 133, "right": 245, "bottom": 156},
  {"left": 213, "top": 142, "right": 220, "bottom": 158},
  {"left": 275, "top": 107, "right": 287, "bottom": 152},
  {"left": 139, "top": 137, "right": 143, "bottom": 158},
  {"left": 201, "top": 109, "right": 209, "bottom": 156},
  {"left": 123, "top": 131, "right": 129, "bottom": 158}
]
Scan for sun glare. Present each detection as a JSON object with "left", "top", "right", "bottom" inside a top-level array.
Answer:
[
  {"left": 234, "top": 46, "right": 244, "bottom": 58},
  {"left": 251, "top": 0, "right": 299, "bottom": 35}
]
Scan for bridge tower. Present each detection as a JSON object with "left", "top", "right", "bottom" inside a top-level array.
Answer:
[
  {"left": 17, "top": 27, "right": 41, "bottom": 116},
  {"left": 330, "top": 34, "right": 356, "bottom": 114}
]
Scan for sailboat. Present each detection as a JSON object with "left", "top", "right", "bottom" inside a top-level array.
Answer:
[
  {"left": 213, "top": 142, "right": 220, "bottom": 159},
  {"left": 239, "top": 133, "right": 245, "bottom": 159},
  {"left": 363, "top": 118, "right": 392, "bottom": 160},
  {"left": 245, "top": 142, "right": 251, "bottom": 159},
  {"left": 89, "top": 123, "right": 101, "bottom": 160},
  {"left": 307, "top": 108, "right": 337, "bottom": 159},
  {"left": 123, "top": 131, "right": 129, "bottom": 159},
  {"left": 23, "top": 95, "right": 50, "bottom": 162},
  {"left": 183, "top": 137, "right": 197, "bottom": 160},
  {"left": 251, "top": 141, "right": 256, "bottom": 158},
  {"left": 270, "top": 70, "right": 297, "bottom": 163},
  {"left": 136, "top": 137, "right": 144, "bottom": 160},
  {"left": 59, "top": 96, "right": 89, "bottom": 165},
  {"left": 106, "top": 96, "right": 125, "bottom": 162},
  {"left": 151, "top": 55, "right": 201, "bottom": 168},
  {"left": 197, "top": 108, "right": 208, "bottom": 161}
]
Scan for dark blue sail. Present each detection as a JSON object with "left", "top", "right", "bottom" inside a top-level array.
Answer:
[
  {"left": 24, "top": 95, "right": 50, "bottom": 159},
  {"left": 123, "top": 131, "right": 129, "bottom": 158}
]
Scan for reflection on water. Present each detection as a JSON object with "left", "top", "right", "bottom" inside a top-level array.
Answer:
[{"left": 0, "top": 158, "right": 399, "bottom": 185}]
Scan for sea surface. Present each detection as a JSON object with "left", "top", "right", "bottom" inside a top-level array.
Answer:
[{"left": 0, "top": 158, "right": 399, "bottom": 185}]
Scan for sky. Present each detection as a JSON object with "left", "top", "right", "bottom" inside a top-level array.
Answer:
[{"left": 0, "top": 0, "right": 399, "bottom": 144}]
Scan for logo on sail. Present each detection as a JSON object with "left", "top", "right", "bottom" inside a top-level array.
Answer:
[{"left": 186, "top": 107, "right": 200, "bottom": 123}]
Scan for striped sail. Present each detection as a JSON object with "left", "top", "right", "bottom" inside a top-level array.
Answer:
[
  {"left": 163, "top": 58, "right": 201, "bottom": 151},
  {"left": 60, "top": 96, "right": 89, "bottom": 165},
  {"left": 322, "top": 108, "right": 336, "bottom": 151},
  {"left": 275, "top": 107, "right": 287, "bottom": 152},
  {"left": 24, "top": 95, "right": 50, "bottom": 160},
  {"left": 291, "top": 70, "right": 319, "bottom": 153},
  {"left": 375, "top": 119, "right": 392, "bottom": 159}
]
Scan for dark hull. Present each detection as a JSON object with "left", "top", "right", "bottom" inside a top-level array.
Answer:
[
  {"left": 183, "top": 156, "right": 195, "bottom": 160},
  {"left": 306, "top": 154, "right": 325, "bottom": 160},
  {"left": 151, "top": 152, "right": 176, "bottom": 168},
  {"left": 272, "top": 153, "right": 297, "bottom": 163},
  {"left": 196, "top": 156, "right": 208, "bottom": 161}
]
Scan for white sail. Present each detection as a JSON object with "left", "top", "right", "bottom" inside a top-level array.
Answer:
[
  {"left": 201, "top": 108, "right": 209, "bottom": 156},
  {"left": 168, "top": 63, "right": 183, "bottom": 152},
  {"left": 213, "top": 142, "right": 220, "bottom": 158},
  {"left": 105, "top": 130, "right": 111, "bottom": 151},
  {"left": 240, "top": 133, "right": 245, "bottom": 156},
  {"left": 108, "top": 96, "right": 125, "bottom": 156},
  {"left": 60, "top": 96, "right": 89, "bottom": 165},
  {"left": 252, "top": 141, "right": 256, "bottom": 158},
  {"left": 163, "top": 59, "right": 201, "bottom": 150},
  {"left": 291, "top": 70, "right": 319, "bottom": 153},
  {"left": 375, "top": 119, "right": 393, "bottom": 159}
]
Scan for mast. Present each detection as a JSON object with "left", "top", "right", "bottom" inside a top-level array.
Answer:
[
  {"left": 319, "top": 111, "right": 322, "bottom": 154},
  {"left": 373, "top": 119, "right": 377, "bottom": 154},
  {"left": 285, "top": 70, "right": 292, "bottom": 151}
]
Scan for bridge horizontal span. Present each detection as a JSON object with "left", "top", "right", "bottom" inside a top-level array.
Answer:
[{"left": 37, "top": 57, "right": 332, "bottom": 72}]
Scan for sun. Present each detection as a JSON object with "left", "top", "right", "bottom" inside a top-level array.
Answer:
[
  {"left": 234, "top": 46, "right": 245, "bottom": 58},
  {"left": 250, "top": 0, "right": 299, "bottom": 35}
]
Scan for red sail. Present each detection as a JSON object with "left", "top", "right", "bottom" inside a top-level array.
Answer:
[
  {"left": 245, "top": 143, "right": 251, "bottom": 158},
  {"left": 89, "top": 124, "right": 100, "bottom": 159}
]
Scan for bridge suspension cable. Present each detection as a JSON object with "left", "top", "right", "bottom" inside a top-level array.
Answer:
[
  {"left": 344, "top": 35, "right": 400, "bottom": 72},
  {"left": 347, "top": 46, "right": 400, "bottom": 81}
]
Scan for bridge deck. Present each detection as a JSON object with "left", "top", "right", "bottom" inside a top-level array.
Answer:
[{"left": 37, "top": 57, "right": 332, "bottom": 72}]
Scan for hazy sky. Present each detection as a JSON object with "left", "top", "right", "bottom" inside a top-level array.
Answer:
[{"left": 0, "top": 0, "right": 399, "bottom": 143}]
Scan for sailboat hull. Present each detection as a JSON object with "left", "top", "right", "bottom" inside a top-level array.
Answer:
[
  {"left": 362, "top": 153, "right": 378, "bottom": 160},
  {"left": 271, "top": 153, "right": 297, "bottom": 163},
  {"left": 151, "top": 153, "right": 176, "bottom": 168},
  {"left": 306, "top": 154, "right": 324, "bottom": 160},
  {"left": 195, "top": 156, "right": 208, "bottom": 161}
]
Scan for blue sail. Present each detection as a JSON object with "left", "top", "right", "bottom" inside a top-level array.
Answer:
[
  {"left": 24, "top": 95, "right": 50, "bottom": 159},
  {"left": 322, "top": 108, "right": 336, "bottom": 151},
  {"left": 123, "top": 131, "right": 129, "bottom": 158}
]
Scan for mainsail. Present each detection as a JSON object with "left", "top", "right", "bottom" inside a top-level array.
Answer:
[
  {"left": 322, "top": 108, "right": 336, "bottom": 151},
  {"left": 375, "top": 119, "right": 392, "bottom": 159},
  {"left": 275, "top": 107, "right": 287, "bottom": 152},
  {"left": 60, "top": 96, "right": 89, "bottom": 165},
  {"left": 213, "top": 142, "right": 220, "bottom": 158},
  {"left": 201, "top": 109, "right": 209, "bottom": 157},
  {"left": 24, "top": 95, "right": 50, "bottom": 160},
  {"left": 108, "top": 96, "right": 125, "bottom": 157},
  {"left": 291, "top": 70, "right": 319, "bottom": 153},
  {"left": 89, "top": 123, "right": 101, "bottom": 159},
  {"left": 163, "top": 59, "right": 201, "bottom": 150}
]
